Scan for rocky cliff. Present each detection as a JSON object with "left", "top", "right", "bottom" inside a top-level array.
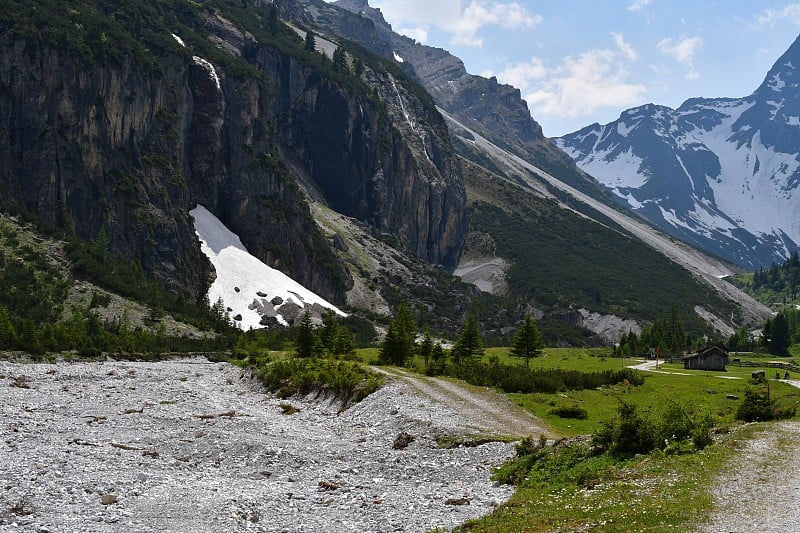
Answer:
[
  {"left": 328, "top": 0, "right": 606, "bottom": 198},
  {"left": 0, "top": 0, "right": 466, "bottom": 304}
]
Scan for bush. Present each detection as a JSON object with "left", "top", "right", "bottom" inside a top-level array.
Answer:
[
  {"left": 549, "top": 405, "right": 588, "bottom": 419},
  {"left": 250, "top": 356, "right": 383, "bottom": 406},
  {"left": 736, "top": 387, "right": 796, "bottom": 422},
  {"left": 442, "top": 361, "right": 643, "bottom": 394},
  {"left": 593, "top": 401, "right": 717, "bottom": 457}
]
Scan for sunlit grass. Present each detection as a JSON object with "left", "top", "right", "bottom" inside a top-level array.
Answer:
[{"left": 457, "top": 424, "right": 761, "bottom": 532}]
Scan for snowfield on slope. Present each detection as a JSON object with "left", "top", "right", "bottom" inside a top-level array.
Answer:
[{"left": 190, "top": 205, "right": 344, "bottom": 330}]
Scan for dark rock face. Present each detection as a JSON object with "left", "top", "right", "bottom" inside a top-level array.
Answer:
[{"left": 0, "top": 3, "right": 467, "bottom": 302}]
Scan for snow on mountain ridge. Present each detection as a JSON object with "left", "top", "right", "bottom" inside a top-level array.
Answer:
[{"left": 554, "top": 41, "right": 800, "bottom": 269}]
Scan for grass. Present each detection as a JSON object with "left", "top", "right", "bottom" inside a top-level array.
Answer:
[
  {"left": 385, "top": 347, "right": 800, "bottom": 437},
  {"left": 457, "top": 424, "right": 761, "bottom": 532}
]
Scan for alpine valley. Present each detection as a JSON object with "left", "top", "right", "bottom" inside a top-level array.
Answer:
[{"left": 0, "top": 0, "right": 779, "bottom": 348}]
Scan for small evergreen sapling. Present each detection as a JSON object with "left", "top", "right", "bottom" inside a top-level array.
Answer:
[{"left": 509, "top": 315, "right": 543, "bottom": 367}]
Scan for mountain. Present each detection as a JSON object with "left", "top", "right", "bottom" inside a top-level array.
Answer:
[
  {"left": 0, "top": 0, "right": 465, "bottom": 316},
  {"left": 292, "top": 0, "right": 771, "bottom": 337},
  {"left": 0, "top": 0, "right": 773, "bottom": 343},
  {"left": 555, "top": 36, "right": 800, "bottom": 270}
]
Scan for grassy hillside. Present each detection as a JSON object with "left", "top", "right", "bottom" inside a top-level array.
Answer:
[{"left": 461, "top": 158, "right": 738, "bottom": 337}]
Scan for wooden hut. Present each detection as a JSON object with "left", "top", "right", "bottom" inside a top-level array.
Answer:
[{"left": 683, "top": 345, "right": 728, "bottom": 371}]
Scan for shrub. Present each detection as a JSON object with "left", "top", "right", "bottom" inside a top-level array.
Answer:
[
  {"left": 735, "top": 386, "right": 796, "bottom": 422},
  {"left": 549, "top": 405, "right": 588, "bottom": 419},
  {"left": 251, "top": 356, "right": 382, "bottom": 406},
  {"left": 442, "top": 361, "right": 643, "bottom": 394},
  {"left": 594, "top": 401, "right": 717, "bottom": 457}
]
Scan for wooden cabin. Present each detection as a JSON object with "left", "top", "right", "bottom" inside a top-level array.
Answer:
[{"left": 683, "top": 345, "right": 729, "bottom": 371}]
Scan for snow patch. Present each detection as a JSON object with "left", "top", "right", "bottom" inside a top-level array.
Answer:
[
  {"left": 190, "top": 205, "right": 344, "bottom": 330},
  {"left": 171, "top": 33, "right": 186, "bottom": 47},
  {"left": 769, "top": 73, "right": 786, "bottom": 91},
  {"left": 393, "top": 51, "right": 404, "bottom": 63},
  {"left": 192, "top": 56, "right": 221, "bottom": 91},
  {"left": 580, "top": 146, "right": 649, "bottom": 189},
  {"left": 616, "top": 118, "right": 640, "bottom": 137}
]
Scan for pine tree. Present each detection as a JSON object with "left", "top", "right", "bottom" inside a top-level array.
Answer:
[
  {"left": 294, "top": 310, "right": 318, "bottom": 358},
  {"left": 771, "top": 312, "right": 791, "bottom": 356},
  {"left": 451, "top": 314, "right": 484, "bottom": 365},
  {"left": 379, "top": 302, "right": 416, "bottom": 366},
  {"left": 419, "top": 329, "right": 433, "bottom": 368},
  {"left": 509, "top": 315, "right": 543, "bottom": 367},
  {"left": 319, "top": 310, "right": 338, "bottom": 354},
  {"left": 332, "top": 327, "right": 356, "bottom": 356},
  {"left": 304, "top": 30, "right": 316, "bottom": 52},
  {"left": 332, "top": 47, "right": 347, "bottom": 71}
]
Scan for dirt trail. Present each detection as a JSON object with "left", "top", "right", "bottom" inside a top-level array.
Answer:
[
  {"left": 373, "top": 367, "right": 555, "bottom": 439},
  {"left": 701, "top": 420, "right": 800, "bottom": 532}
]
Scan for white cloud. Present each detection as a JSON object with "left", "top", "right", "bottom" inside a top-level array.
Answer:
[
  {"left": 372, "top": 0, "right": 541, "bottom": 47},
  {"left": 757, "top": 4, "right": 800, "bottom": 27},
  {"left": 612, "top": 32, "right": 638, "bottom": 61},
  {"left": 493, "top": 39, "right": 646, "bottom": 120},
  {"left": 398, "top": 27, "right": 429, "bottom": 44},
  {"left": 628, "top": 0, "right": 652, "bottom": 12},
  {"left": 657, "top": 35, "right": 703, "bottom": 78}
]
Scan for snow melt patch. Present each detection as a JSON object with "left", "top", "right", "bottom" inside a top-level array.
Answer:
[
  {"left": 190, "top": 205, "right": 344, "bottom": 330},
  {"left": 393, "top": 51, "right": 404, "bottom": 63},
  {"left": 192, "top": 56, "right": 221, "bottom": 91},
  {"left": 171, "top": 33, "right": 186, "bottom": 47}
]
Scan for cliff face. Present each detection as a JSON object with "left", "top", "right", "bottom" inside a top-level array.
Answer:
[
  {"left": 328, "top": 0, "right": 608, "bottom": 197},
  {"left": 0, "top": 1, "right": 467, "bottom": 303}
]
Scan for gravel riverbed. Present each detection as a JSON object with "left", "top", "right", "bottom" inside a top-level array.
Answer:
[{"left": 0, "top": 358, "right": 517, "bottom": 532}]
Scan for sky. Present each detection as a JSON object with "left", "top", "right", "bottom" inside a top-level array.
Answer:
[{"left": 363, "top": 0, "right": 800, "bottom": 137}]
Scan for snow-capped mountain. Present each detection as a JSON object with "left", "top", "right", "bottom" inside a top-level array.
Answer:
[{"left": 555, "top": 36, "right": 800, "bottom": 269}]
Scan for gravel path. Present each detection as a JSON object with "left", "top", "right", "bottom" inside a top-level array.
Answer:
[
  {"left": 0, "top": 359, "right": 521, "bottom": 532},
  {"left": 701, "top": 420, "right": 800, "bottom": 532},
  {"left": 378, "top": 368, "right": 554, "bottom": 439}
]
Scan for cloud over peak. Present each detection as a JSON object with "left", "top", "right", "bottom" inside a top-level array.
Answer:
[{"left": 372, "top": 0, "right": 541, "bottom": 46}]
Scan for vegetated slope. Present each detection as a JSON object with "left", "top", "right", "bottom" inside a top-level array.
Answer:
[
  {"left": 0, "top": 0, "right": 466, "bottom": 315},
  {"left": 728, "top": 251, "right": 800, "bottom": 311},
  {"left": 556, "top": 36, "right": 800, "bottom": 270},
  {"left": 444, "top": 110, "right": 772, "bottom": 337},
  {"left": 0, "top": 213, "right": 228, "bottom": 355}
]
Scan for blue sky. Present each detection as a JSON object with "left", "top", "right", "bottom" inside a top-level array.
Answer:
[{"left": 366, "top": 1, "right": 800, "bottom": 137}]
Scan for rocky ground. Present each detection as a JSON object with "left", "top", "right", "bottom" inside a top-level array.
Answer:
[
  {"left": 701, "top": 420, "right": 800, "bottom": 532},
  {"left": 0, "top": 358, "right": 533, "bottom": 532}
]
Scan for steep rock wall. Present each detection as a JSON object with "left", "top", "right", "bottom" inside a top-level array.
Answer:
[{"left": 0, "top": 10, "right": 466, "bottom": 302}]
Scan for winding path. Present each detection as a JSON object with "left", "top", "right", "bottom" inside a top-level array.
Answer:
[{"left": 373, "top": 367, "right": 555, "bottom": 439}]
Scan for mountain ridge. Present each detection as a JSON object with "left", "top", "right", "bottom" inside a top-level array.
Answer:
[{"left": 556, "top": 35, "right": 800, "bottom": 269}]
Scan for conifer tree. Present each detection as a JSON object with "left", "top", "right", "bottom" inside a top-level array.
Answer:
[
  {"left": 304, "top": 30, "right": 316, "bottom": 52},
  {"left": 451, "top": 314, "right": 484, "bottom": 364},
  {"left": 509, "top": 315, "right": 543, "bottom": 367},
  {"left": 379, "top": 302, "right": 416, "bottom": 366},
  {"left": 294, "top": 310, "right": 318, "bottom": 358},
  {"left": 332, "top": 47, "right": 347, "bottom": 71}
]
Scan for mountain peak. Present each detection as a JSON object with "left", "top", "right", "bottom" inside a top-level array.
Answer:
[{"left": 756, "top": 33, "right": 800, "bottom": 95}]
